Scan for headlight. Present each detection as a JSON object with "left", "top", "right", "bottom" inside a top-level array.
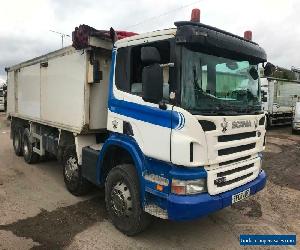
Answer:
[{"left": 171, "top": 179, "right": 207, "bottom": 195}]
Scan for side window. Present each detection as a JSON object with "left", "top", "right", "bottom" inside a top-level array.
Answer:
[
  {"left": 115, "top": 41, "right": 171, "bottom": 101},
  {"left": 115, "top": 47, "right": 131, "bottom": 92},
  {"left": 200, "top": 65, "right": 207, "bottom": 92},
  {"left": 130, "top": 46, "right": 143, "bottom": 96}
]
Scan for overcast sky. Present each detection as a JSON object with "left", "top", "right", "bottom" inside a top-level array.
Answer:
[{"left": 0, "top": 0, "right": 299, "bottom": 84}]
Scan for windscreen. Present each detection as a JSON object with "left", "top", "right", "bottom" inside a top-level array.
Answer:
[{"left": 181, "top": 47, "right": 261, "bottom": 115}]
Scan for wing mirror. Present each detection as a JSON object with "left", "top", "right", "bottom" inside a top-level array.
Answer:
[
  {"left": 141, "top": 47, "right": 163, "bottom": 104},
  {"left": 263, "top": 62, "right": 275, "bottom": 77}
]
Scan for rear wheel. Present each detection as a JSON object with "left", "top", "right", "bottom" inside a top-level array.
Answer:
[
  {"left": 23, "top": 128, "right": 39, "bottom": 164},
  {"left": 105, "top": 164, "right": 152, "bottom": 236},
  {"left": 13, "top": 128, "right": 23, "bottom": 156},
  {"left": 63, "top": 147, "right": 91, "bottom": 196}
]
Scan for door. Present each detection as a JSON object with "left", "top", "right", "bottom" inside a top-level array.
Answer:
[{"left": 108, "top": 42, "right": 173, "bottom": 162}]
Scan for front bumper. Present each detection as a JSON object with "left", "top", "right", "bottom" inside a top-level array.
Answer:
[{"left": 167, "top": 170, "right": 266, "bottom": 221}]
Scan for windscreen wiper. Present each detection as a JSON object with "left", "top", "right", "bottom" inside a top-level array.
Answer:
[
  {"left": 216, "top": 104, "right": 237, "bottom": 112},
  {"left": 244, "top": 105, "right": 262, "bottom": 114}
]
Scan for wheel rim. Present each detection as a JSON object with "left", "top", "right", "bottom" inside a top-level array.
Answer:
[
  {"left": 110, "top": 181, "right": 132, "bottom": 217},
  {"left": 14, "top": 132, "right": 20, "bottom": 150},
  {"left": 65, "top": 157, "right": 79, "bottom": 183},
  {"left": 23, "top": 139, "right": 29, "bottom": 156}
]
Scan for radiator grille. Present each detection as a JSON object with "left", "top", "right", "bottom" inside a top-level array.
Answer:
[
  {"left": 217, "top": 163, "right": 254, "bottom": 177},
  {"left": 207, "top": 157, "right": 260, "bottom": 195},
  {"left": 218, "top": 143, "right": 256, "bottom": 156},
  {"left": 214, "top": 173, "right": 253, "bottom": 187},
  {"left": 218, "top": 131, "right": 256, "bottom": 142},
  {"left": 219, "top": 155, "right": 251, "bottom": 166}
]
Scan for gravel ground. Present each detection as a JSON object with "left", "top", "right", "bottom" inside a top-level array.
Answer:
[{"left": 0, "top": 112, "right": 299, "bottom": 250}]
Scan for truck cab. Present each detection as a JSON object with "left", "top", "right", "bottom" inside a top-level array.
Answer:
[{"left": 100, "top": 13, "right": 267, "bottom": 232}]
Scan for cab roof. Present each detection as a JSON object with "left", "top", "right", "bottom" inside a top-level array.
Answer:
[{"left": 115, "top": 28, "right": 176, "bottom": 48}]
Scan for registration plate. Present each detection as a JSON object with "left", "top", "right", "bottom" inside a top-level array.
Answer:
[{"left": 232, "top": 188, "right": 250, "bottom": 204}]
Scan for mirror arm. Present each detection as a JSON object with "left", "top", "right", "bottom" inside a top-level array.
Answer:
[{"left": 160, "top": 63, "right": 174, "bottom": 68}]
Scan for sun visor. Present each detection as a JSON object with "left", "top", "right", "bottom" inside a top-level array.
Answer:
[{"left": 175, "top": 21, "right": 267, "bottom": 63}]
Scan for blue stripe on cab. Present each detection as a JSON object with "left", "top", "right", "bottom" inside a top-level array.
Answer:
[{"left": 109, "top": 98, "right": 181, "bottom": 129}]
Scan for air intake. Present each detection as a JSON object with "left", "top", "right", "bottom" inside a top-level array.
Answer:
[{"left": 198, "top": 120, "right": 216, "bottom": 131}]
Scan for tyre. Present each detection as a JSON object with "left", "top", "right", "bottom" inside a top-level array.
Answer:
[
  {"left": 13, "top": 128, "right": 23, "bottom": 156},
  {"left": 23, "top": 128, "right": 39, "bottom": 164},
  {"left": 105, "top": 164, "right": 152, "bottom": 236},
  {"left": 63, "top": 147, "right": 91, "bottom": 196},
  {"left": 266, "top": 116, "right": 271, "bottom": 129}
]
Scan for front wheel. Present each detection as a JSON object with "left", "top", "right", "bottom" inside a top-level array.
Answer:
[{"left": 105, "top": 164, "right": 152, "bottom": 236}]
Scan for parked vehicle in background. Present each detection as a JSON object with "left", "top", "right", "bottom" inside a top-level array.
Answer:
[
  {"left": 292, "top": 102, "right": 300, "bottom": 133},
  {"left": 5, "top": 9, "right": 270, "bottom": 235},
  {"left": 261, "top": 77, "right": 300, "bottom": 127},
  {"left": 0, "top": 86, "right": 5, "bottom": 111}
]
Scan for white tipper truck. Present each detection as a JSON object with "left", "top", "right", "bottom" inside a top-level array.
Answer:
[
  {"left": 0, "top": 85, "right": 5, "bottom": 111},
  {"left": 5, "top": 9, "right": 270, "bottom": 235},
  {"left": 261, "top": 77, "right": 300, "bottom": 127},
  {"left": 292, "top": 102, "right": 300, "bottom": 133}
]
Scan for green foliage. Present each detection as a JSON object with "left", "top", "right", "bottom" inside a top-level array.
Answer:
[{"left": 272, "top": 67, "right": 297, "bottom": 80}]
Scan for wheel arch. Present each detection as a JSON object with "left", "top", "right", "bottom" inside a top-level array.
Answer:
[
  {"left": 11, "top": 117, "right": 29, "bottom": 138},
  {"left": 97, "top": 133, "right": 146, "bottom": 200}
]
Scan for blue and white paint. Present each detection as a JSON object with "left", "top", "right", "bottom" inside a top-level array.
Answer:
[{"left": 107, "top": 48, "right": 186, "bottom": 163}]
